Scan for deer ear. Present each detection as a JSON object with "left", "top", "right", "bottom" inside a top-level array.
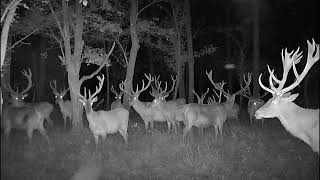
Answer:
[{"left": 284, "top": 93, "right": 299, "bottom": 102}]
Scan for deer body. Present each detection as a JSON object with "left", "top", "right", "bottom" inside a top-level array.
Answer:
[
  {"left": 130, "top": 100, "right": 155, "bottom": 130},
  {"left": 72, "top": 74, "right": 129, "bottom": 148},
  {"left": 255, "top": 39, "right": 319, "bottom": 153},
  {"left": 85, "top": 107, "right": 129, "bottom": 145},
  {"left": 2, "top": 105, "right": 51, "bottom": 148},
  {"left": 50, "top": 80, "right": 73, "bottom": 128},
  {"left": 57, "top": 99, "right": 73, "bottom": 127},
  {"left": 2, "top": 68, "right": 51, "bottom": 149},
  {"left": 183, "top": 103, "right": 227, "bottom": 139}
]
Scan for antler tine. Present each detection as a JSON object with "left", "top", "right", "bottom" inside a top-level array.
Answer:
[
  {"left": 241, "top": 73, "right": 253, "bottom": 99},
  {"left": 281, "top": 39, "right": 319, "bottom": 94},
  {"left": 259, "top": 90, "right": 269, "bottom": 98},
  {"left": 3, "top": 80, "right": 19, "bottom": 95},
  {"left": 119, "top": 79, "right": 132, "bottom": 95},
  {"left": 206, "top": 70, "right": 229, "bottom": 95},
  {"left": 192, "top": 89, "right": 201, "bottom": 103},
  {"left": 163, "top": 75, "right": 177, "bottom": 97},
  {"left": 49, "top": 80, "right": 59, "bottom": 95},
  {"left": 111, "top": 85, "right": 118, "bottom": 96},
  {"left": 201, "top": 88, "right": 210, "bottom": 99},
  {"left": 133, "top": 73, "right": 153, "bottom": 95},
  {"left": 20, "top": 68, "right": 33, "bottom": 95},
  {"left": 89, "top": 75, "right": 105, "bottom": 100},
  {"left": 258, "top": 73, "right": 274, "bottom": 94},
  {"left": 233, "top": 73, "right": 252, "bottom": 96}
]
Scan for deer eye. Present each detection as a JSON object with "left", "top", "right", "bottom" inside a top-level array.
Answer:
[{"left": 15, "top": 97, "right": 18, "bottom": 100}]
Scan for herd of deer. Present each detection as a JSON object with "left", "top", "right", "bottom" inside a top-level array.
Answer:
[{"left": 1, "top": 39, "right": 319, "bottom": 153}]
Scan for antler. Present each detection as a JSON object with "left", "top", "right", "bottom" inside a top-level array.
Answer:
[
  {"left": 111, "top": 85, "right": 118, "bottom": 96},
  {"left": 206, "top": 70, "right": 229, "bottom": 96},
  {"left": 50, "top": 80, "right": 70, "bottom": 97},
  {"left": 49, "top": 80, "right": 58, "bottom": 95},
  {"left": 19, "top": 68, "right": 33, "bottom": 95},
  {"left": 5, "top": 68, "right": 33, "bottom": 96},
  {"left": 150, "top": 75, "right": 166, "bottom": 98},
  {"left": 259, "top": 39, "right": 319, "bottom": 95},
  {"left": 131, "top": 73, "right": 154, "bottom": 95},
  {"left": 241, "top": 73, "right": 253, "bottom": 99},
  {"left": 232, "top": 73, "right": 252, "bottom": 96},
  {"left": 88, "top": 75, "right": 105, "bottom": 100},
  {"left": 192, "top": 88, "right": 209, "bottom": 104},
  {"left": 162, "top": 75, "right": 177, "bottom": 98}
]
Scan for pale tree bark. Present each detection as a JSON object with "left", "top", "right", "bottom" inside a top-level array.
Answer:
[
  {"left": 251, "top": 0, "right": 260, "bottom": 97},
  {"left": 1, "top": 0, "right": 22, "bottom": 112},
  {"left": 1, "top": 0, "right": 22, "bottom": 69},
  {"left": 122, "top": 0, "right": 139, "bottom": 109},
  {"left": 184, "top": 0, "right": 194, "bottom": 103},
  {"left": 49, "top": 0, "right": 90, "bottom": 129}
]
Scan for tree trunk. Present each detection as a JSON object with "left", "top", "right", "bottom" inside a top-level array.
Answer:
[
  {"left": 106, "top": 66, "right": 110, "bottom": 110},
  {"left": 1, "top": 0, "right": 21, "bottom": 69},
  {"left": 252, "top": 0, "right": 260, "bottom": 97},
  {"left": 178, "top": 65, "right": 185, "bottom": 99},
  {"left": 185, "top": 0, "right": 194, "bottom": 103},
  {"left": 123, "top": 0, "right": 140, "bottom": 109},
  {"left": 68, "top": 65, "right": 83, "bottom": 129},
  {"left": 1, "top": 37, "right": 12, "bottom": 109},
  {"left": 37, "top": 37, "right": 47, "bottom": 101},
  {"left": 173, "top": 31, "right": 183, "bottom": 100}
]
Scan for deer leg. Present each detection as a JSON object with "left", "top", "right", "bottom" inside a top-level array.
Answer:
[
  {"left": 219, "top": 124, "right": 224, "bottom": 141},
  {"left": 183, "top": 125, "right": 192, "bottom": 140},
  {"left": 27, "top": 129, "right": 34, "bottom": 145},
  {"left": 214, "top": 125, "right": 218, "bottom": 141},
  {"left": 150, "top": 121, "right": 154, "bottom": 130},
  {"left": 167, "top": 121, "right": 171, "bottom": 133},
  {"left": 46, "top": 116, "right": 54, "bottom": 127},
  {"left": 4, "top": 127, "right": 11, "bottom": 142},
  {"left": 101, "top": 134, "right": 106, "bottom": 149},
  {"left": 38, "top": 126, "right": 51, "bottom": 150},
  {"left": 62, "top": 114, "right": 67, "bottom": 128},
  {"left": 93, "top": 135, "right": 99, "bottom": 151},
  {"left": 119, "top": 129, "right": 128, "bottom": 144},
  {"left": 144, "top": 121, "right": 148, "bottom": 131},
  {"left": 199, "top": 127, "right": 204, "bottom": 137}
]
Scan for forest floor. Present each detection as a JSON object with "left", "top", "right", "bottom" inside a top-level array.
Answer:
[{"left": 1, "top": 108, "right": 319, "bottom": 180}]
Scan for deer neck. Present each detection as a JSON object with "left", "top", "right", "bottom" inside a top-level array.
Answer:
[{"left": 132, "top": 100, "right": 149, "bottom": 114}]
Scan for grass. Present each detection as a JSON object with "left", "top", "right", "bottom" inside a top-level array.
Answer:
[{"left": 1, "top": 108, "right": 319, "bottom": 180}]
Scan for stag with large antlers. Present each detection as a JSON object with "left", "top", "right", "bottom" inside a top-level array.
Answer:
[
  {"left": 241, "top": 73, "right": 268, "bottom": 125},
  {"left": 183, "top": 71, "right": 251, "bottom": 140},
  {"left": 71, "top": 75, "right": 129, "bottom": 149},
  {"left": 4, "top": 68, "right": 54, "bottom": 127},
  {"left": 50, "top": 80, "right": 73, "bottom": 128},
  {"left": 206, "top": 70, "right": 251, "bottom": 121},
  {"left": 110, "top": 85, "right": 124, "bottom": 109},
  {"left": 119, "top": 74, "right": 155, "bottom": 131},
  {"left": 149, "top": 75, "right": 184, "bottom": 133},
  {"left": 192, "top": 88, "right": 209, "bottom": 136},
  {"left": 255, "top": 39, "right": 319, "bottom": 153}
]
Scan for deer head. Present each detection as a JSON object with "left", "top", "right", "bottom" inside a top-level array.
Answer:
[{"left": 4, "top": 68, "right": 33, "bottom": 106}]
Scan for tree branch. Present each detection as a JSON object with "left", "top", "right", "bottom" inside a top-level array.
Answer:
[{"left": 7, "top": 28, "right": 38, "bottom": 51}]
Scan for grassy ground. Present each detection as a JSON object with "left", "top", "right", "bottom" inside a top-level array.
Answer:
[{"left": 1, "top": 108, "right": 319, "bottom": 180}]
